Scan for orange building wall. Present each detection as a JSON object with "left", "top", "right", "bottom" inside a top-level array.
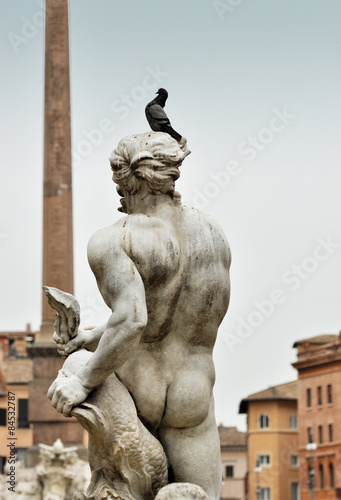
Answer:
[
  {"left": 297, "top": 362, "right": 341, "bottom": 500},
  {"left": 0, "top": 384, "right": 33, "bottom": 466},
  {"left": 247, "top": 400, "right": 299, "bottom": 500}
]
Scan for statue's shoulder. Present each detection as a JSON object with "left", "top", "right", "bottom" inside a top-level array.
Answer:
[
  {"left": 182, "top": 205, "right": 231, "bottom": 262},
  {"left": 87, "top": 215, "right": 173, "bottom": 280},
  {"left": 87, "top": 222, "right": 120, "bottom": 250},
  {"left": 182, "top": 205, "right": 228, "bottom": 235},
  {"left": 87, "top": 214, "right": 157, "bottom": 259},
  {"left": 87, "top": 219, "right": 128, "bottom": 270}
]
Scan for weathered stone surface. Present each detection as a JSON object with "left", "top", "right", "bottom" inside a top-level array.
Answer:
[{"left": 45, "top": 132, "right": 231, "bottom": 499}]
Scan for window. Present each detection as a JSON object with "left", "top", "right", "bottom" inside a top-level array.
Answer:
[
  {"left": 319, "top": 464, "right": 324, "bottom": 489},
  {"left": 225, "top": 465, "right": 234, "bottom": 478},
  {"left": 317, "top": 386, "right": 322, "bottom": 405},
  {"left": 0, "top": 409, "right": 6, "bottom": 426},
  {"left": 307, "top": 388, "right": 311, "bottom": 407},
  {"left": 258, "top": 455, "right": 271, "bottom": 466},
  {"left": 260, "top": 487, "right": 271, "bottom": 500},
  {"left": 290, "top": 455, "right": 299, "bottom": 467},
  {"left": 329, "top": 424, "right": 333, "bottom": 443},
  {"left": 8, "top": 339, "right": 16, "bottom": 356},
  {"left": 18, "top": 399, "right": 29, "bottom": 429},
  {"left": 329, "top": 463, "right": 334, "bottom": 488},
  {"left": 318, "top": 425, "right": 323, "bottom": 444},
  {"left": 290, "top": 414, "right": 297, "bottom": 429},
  {"left": 0, "top": 457, "right": 6, "bottom": 475},
  {"left": 327, "top": 384, "right": 332, "bottom": 404},
  {"left": 307, "top": 426, "right": 312, "bottom": 444},
  {"left": 291, "top": 482, "right": 300, "bottom": 500},
  {"left": 259, "top": 414, "right": 270, "bottom": 429}
]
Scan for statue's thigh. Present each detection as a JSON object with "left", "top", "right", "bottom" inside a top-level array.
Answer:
[{"left": 159, "top": 401, "right": 221, "bottom": 500}]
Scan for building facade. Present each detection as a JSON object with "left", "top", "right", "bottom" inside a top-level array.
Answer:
[
  {"left": 0, "top": 358, "right": 34, "bottom": 473},
  {"left": 0, "top": 325, "right": 37, "bottom": 360},
  {"left": 219, "top": 425, "right": 247, "bottom": 500},
  {"left": 239, "top": 381, "right": 299, "bottom": 500},
  {"left": 293, "top": 333, "right": 341, "bottom": 500}
]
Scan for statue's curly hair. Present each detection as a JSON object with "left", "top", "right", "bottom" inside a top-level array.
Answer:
[{"left": 110, "top": 132, "right": 189, "bottom": 197}]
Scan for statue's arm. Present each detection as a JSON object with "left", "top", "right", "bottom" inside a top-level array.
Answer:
[
  {"left": 83, "top": 323, "right": 106, "bottom": 352},
  {"left": 47, "top": 230, "right": 148, "bottom": 416},
  {"left": 59, "top": 322, "right": 107, "bottom": 356},
  {"left": 60, "top": 228, "right": 147, "bottom": 359},
  {"left": 78, "top": 232, "right": 148, "bottom": 391}
]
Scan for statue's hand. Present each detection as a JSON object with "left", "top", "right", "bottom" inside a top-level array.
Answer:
[
  {"left": 47, "top": 371, "right": 90, "bottom": 417},
  {"left": 53, "top": 326, "right": 90, "bottom": 357}
]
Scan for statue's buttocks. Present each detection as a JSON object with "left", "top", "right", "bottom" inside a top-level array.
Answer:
[{"left": 116, "top": 339, "right": 216, "bottom": 429}]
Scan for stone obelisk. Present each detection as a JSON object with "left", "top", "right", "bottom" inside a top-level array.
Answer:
[
  {"left": 28, "top": 0, "right": 84, "bottom": 449},
  {"left": 41, "top": 0, "right": 73, "bottom": 340}
]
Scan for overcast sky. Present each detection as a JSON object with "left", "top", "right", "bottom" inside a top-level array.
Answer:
[{"left": 1, "top": 0, "right": 341, "bottom": 429}]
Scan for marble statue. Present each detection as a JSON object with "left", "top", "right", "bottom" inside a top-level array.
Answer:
[
  {"left": 0, "top": 439, "right": 89, "bottom": 500},
  {"left": 45, "top": 131, "right": 231, "bottom": 500},
  {"left": 37, "top": 439, "right": 89, "bottom": 500}
]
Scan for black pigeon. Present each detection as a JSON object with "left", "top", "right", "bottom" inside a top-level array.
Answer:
[{"left": 145, "top": 88, "right": 182, "bottom": 141}]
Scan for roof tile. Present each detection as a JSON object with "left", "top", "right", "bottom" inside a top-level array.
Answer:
[
  {"left": 218, "top": 426, "right": 247, "bottom": 447},
  {"left": 239, "top": 381, "right": 297, "bottom": 414},
  {"left": 293, "top": 334, "right": 338, "bottom": 347},
  {"left": 0, "top": 358, "right": 33, "bottom": 384}
]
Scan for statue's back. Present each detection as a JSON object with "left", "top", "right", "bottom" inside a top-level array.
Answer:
[{"left": 120, "top": 205, "right": 231, "bottom": 347}]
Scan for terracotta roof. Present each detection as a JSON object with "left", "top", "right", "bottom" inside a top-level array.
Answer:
[
  {"left": 0, "top": 332, "right": 35, "bottom": 337},
  {"left": 0, "top": 358, "right": 33, "bottom": 384},
  {"left": 293, "top": 334, "right": 339, "bottom": 348},
  {"left": 239, "top": 381, "right": 297, "bottom": 414},
  {"left": 218, "top": 426, "right": 246, "bottom": 448},
  {"left": 0, "top": 325, "right": 37, "bottom": 338}
]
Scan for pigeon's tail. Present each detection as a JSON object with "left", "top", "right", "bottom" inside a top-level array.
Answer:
[{"left": 166, "top": 126, "right": 182, "bottom": 142}]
